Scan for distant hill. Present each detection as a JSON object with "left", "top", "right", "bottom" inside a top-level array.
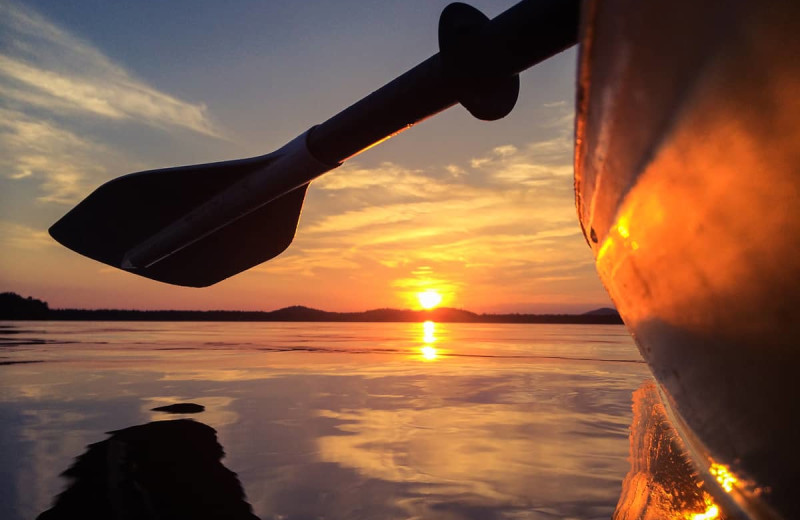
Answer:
[
  {"left": 266, "top": 305, "right": 336, "bottom": 321},
  {"left": 582, "top": 307, "right": 621, "bottom": 317},
  {"left": 0, "top": 292, "right": 622, "bottom": 324}
]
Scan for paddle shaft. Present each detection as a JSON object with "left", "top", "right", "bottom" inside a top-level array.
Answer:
[{"left": 307, "top": 0, "right": 580, "bottom": 165}]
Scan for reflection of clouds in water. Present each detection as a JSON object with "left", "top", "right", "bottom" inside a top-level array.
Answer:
[
  {"left": 1, "top": 323, "right": 651, "bottom": 520},
  {"left": 141, "top": 396, "right": 239, "bottom": 429},
  {"left": 15, "top": 409, "right": 100, "bottom": 519},
  {"left": 8, "top": 384, "right": 51, "bottom": 400},
  {"left": 154, "top": 359, "right": 525, "bottom": 382},
  {"left": 159, "top": 369, "right": 273, "bottom": 382},
  {"left": 316, "top": 403, "right": 629, "bottom": 508},
  {"left": 292, "top": 370, "right": 644, "bottom": 518}
]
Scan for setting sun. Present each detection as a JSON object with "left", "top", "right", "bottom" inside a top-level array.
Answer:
[{"left": 417, "top": 290, "right": 443, "bottom": 309}]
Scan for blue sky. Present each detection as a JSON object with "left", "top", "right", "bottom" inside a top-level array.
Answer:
[{"left": 0, "top": 0, "right": 612, "bottom": 312}]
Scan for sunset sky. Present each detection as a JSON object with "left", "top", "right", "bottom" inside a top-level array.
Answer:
[{"left": 0, "top": 0, "right": 613, "bottom": 313}]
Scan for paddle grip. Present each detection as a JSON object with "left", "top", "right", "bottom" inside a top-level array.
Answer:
[{"left": 307, "top": 0, "right": 580, "bottom": 165}]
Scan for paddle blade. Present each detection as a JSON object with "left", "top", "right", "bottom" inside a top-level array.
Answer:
[
  {"left": 49, "top": 154, "right": 309, "bottom": 287},
  {"left": 133, "top": 183, "right": 308, "bottom": 287}
]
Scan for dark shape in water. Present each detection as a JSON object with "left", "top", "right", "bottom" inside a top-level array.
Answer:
[
  {"left": 151, "top": 402, "right": 205, "bottom": 414},
  {"left": 37, "top": 419, "right": 258, "bottom": 520}
]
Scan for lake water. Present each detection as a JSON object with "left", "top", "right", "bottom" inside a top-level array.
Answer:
[{"left": 0, "top": 321, "right": 652, "bottom": 520}]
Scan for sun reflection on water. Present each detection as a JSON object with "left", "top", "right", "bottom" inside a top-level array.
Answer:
[
  {"left": 421, "top": 345, "right": 438, "bottom": 360},
  {"left": 423, "top": 320, "right": 436, "bottom": 343},
  {"left": 419, "top": 321, "right": 439, "bottom": 360}
]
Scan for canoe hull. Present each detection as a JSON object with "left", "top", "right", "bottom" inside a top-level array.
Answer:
[{"left": 575, "top": 1, "right": 800, "bottom": 517}]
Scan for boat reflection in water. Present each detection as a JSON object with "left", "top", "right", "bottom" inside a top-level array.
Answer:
[
  {"left": 37, "top": 419, "right": 258, "bottom": 520},
  {"left": 614, "top": 381, "right": 744, "bottom": 520}
]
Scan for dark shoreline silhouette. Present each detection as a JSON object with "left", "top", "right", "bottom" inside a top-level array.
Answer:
[{"left": 1, "top": 292, "right": 622, "bottom": 324}]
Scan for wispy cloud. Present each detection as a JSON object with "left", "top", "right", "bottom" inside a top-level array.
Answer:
[
  {"left": 0, "top": 1, "right": 219, "bottom": 135},
  {"left": 0, "top": 220, "right": 55, "bottom": 250},
  {"left": 468, "top": 138, "right": 574, "bottom": 186},
  {"left": 0, "top": 107, "right": 108, "bottom": 203},
  {"left": 0, "top": 1, "right": 223, "bottom": 206}
]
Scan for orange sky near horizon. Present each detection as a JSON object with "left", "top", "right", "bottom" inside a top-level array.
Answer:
[{"left": 0, "top": 1, "right": 613, "bottom": 313}]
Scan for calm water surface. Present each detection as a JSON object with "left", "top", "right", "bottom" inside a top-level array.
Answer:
[{"left": 0, "top": 321, "right": 650, "bottom": 520}]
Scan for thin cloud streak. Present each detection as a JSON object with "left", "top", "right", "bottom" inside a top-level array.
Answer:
[
  {"left": 0, "top": 1, "right": 219, "bottom": 136},
  {"left": 0, "top": 107, "right": 104, "bottom": 203},
  {"left": 0, "top": 220, "right": 55, "bottom": 250}
]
